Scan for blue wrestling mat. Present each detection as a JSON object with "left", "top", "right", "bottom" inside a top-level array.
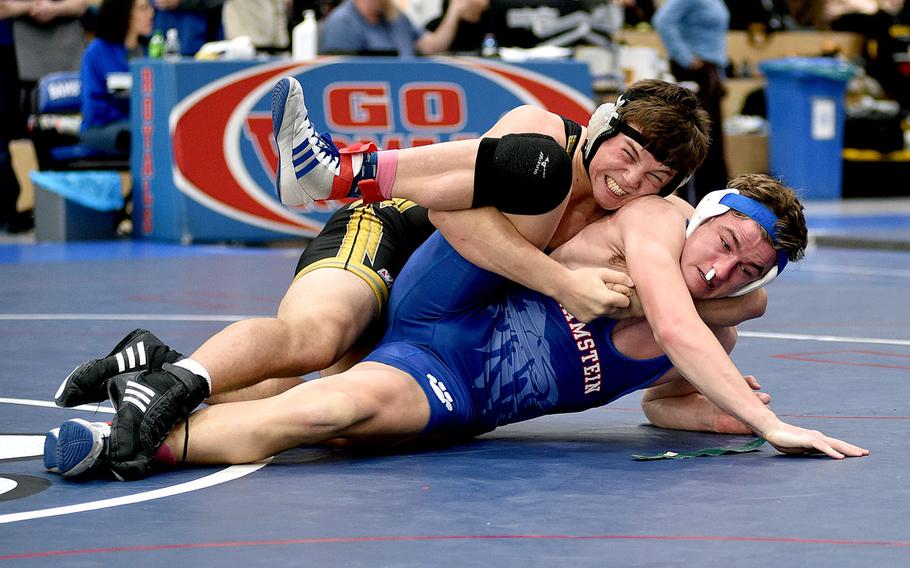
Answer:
[{"left": 1, "top": 238, "right": 908, "bottom": 567}]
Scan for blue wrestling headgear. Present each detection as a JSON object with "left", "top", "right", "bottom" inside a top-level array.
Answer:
[
  {"left": 686, "top": 189, "right": 790, "bottom": 297},
  {"left": 583, "top": 91, "right": 692, "bottom": 196}
]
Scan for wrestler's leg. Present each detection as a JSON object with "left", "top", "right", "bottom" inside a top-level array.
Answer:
[
  {"left": 165, "top": 362, "right": 430, "bottom": 465},
  {"left": 204, "top": 278, "right": 384, "bottom": 404},
  {"left": 54, "top": 270, "right": 377, "bottom": 408},
  {"left": 192, "top": 268, "right": 379, "bottom": 398},
  {"left": 274, "top": 77, "right": 570, "bottom": 214}
]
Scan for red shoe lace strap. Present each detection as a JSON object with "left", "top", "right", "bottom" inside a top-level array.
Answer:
[
  {"left": 340, "top": 141, "right": 378, "bottom": 154},
  {"left": 356, "top": 178, "right": 383, "bottom": 203}
]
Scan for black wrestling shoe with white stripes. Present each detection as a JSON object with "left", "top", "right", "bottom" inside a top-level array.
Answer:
[
  {"left": 107, "top": 363, "right": 209, "bottom": 481},
  {"left": 55, "top": 329, "right": 183, "bottom": 408}
]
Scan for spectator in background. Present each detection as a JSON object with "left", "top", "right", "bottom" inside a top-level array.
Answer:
[
  {"left": 152, "top": 0, "right": 224, "bottom": 56},
  {"left": 622, "top": 0, "right": 655, "bottom": 27},
  {"left": 424, "top": 0, "right": 489, "bottom": 53},
  {"left": 825, "top": 0, "right": 904, "bottom": 30},
  {"left": 222, "top": 0, "right": 288, "bottom": 52},
  {"left": 80, "top": 0, "right": 153, "bottom": 157},
  {"left": 653, "top": 0, "right": 730, "bottom": 205},
  {"left": 0, "top": 0, "right": 33, "bottom": 233},
  {"left": 319, "top": 0, "right": 481, "bottom": 56},
  {"left": 11, "top": 0, "right": 86, "bottom": 121}
]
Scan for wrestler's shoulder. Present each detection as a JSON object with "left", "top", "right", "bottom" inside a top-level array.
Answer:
[{"left": 487, "top": 106, "right": 565, "bottom": 138}]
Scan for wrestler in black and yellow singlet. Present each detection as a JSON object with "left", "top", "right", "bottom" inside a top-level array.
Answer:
[{"left": 294, "top": 117, "right": 584, "bottom": 311}]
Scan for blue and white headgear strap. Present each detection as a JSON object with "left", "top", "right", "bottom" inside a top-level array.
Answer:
[{"left": 686, "top": 189, "right": 789, "bottom": 297}]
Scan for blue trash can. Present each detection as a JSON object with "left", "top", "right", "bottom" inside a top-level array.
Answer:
[{"left": 758, "top": 57, "right": 856, "bottom": 199}]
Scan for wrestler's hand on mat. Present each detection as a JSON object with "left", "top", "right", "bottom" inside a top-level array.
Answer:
[
  {"left": 763, "top": 422, "right": 870, "bottom": 459},
  {"left": 556, "top": 267, "right": 639, "bottom": 323}
]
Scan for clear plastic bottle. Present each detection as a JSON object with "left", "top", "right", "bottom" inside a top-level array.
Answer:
[
  {"left": 481, "top": 33, "right": 498, "bottom": 58},
  {"left": 292, "top": 10, "right": 318, "bottom": 61},
  {"left": 148, "top": 30, "right": 165, "bottom": 59},
  {"left": 165, "top": 28, "right": 181, "bottom": 60}
]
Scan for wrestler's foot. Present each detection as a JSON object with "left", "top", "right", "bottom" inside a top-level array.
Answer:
[
  {"left": 272, "top": 76, "right": 377, "bottom": 205},
  {"left": 47, "top": 419, "right": 111, "bottom": 478},
  {"left": 43, "top": 427, "right": 60, "bottom": 473},
  {"left": 54, "top": 329, "right": 183, "bottom": 408},
  {"left": 107, "top": 363, "right": 209, "bottom": 481}
]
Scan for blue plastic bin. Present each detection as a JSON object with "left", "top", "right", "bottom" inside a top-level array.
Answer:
[
  {"left": 30, "top": 170, "right": 123, "bottom": 241},
  {"left": 759, "top": 57, "right": 856, "bottom": 199}
]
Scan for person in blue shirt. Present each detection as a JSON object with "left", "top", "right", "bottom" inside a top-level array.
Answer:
[
  {"left": 79, "top": 0, "right": 153, "bottom": 157},
  {"left": 151, "top": 0, "right": 224, "bottom": 57},
  {"left": 319, "top": 0, "right": 485, "bottom": 56},
  {"left": 653, "top": 0, "right": 730, "bottom": 205}
]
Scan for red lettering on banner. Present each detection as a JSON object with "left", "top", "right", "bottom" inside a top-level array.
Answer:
[
  {"left": 143, "top": 208, "right": 153, "bottom": 234},
  {"left": 244, "top": 114, "right": 447, "bottom": 165},
  {"left": 377, "top": 134, "right": 404, "bottom": 150},
  {"left": 243, "top": 117, "right": 279, "bottom": 176},
  {"left": 142, "top": 98, "right": 153, "bottom": 122},
  {"left": 400, "top": 84, "right": 465, "bottom": 130},
  {"left": 325, "top": 84, "right": 391, "bottom": 130},
  {"left": 141, "top": 68, "right": 152, "bottom": 94},
  {"left": 140, "top": 65, "right": 155, "bottom": 234},
  {"left": 142, "top": 153, "right": 154, "bottom": 177},
  {"left": 142, "top": 124, "right": 153, "bottom": 151},
  {"left": 409, "top": 137, "right": 438, "bottom": 147}
]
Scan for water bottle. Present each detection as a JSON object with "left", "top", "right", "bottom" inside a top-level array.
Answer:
[
  {"left": 148, "top": 30, "right": 165, "bottom": 59},
  {"left": 481, "top": 33, "right": 498, "bottom": 58},
  {"left": 165, "top": 28, "right": 181, "bottom": 60},
  {"left": 292, "top": 10, "right": 318, "bottom": 61}
]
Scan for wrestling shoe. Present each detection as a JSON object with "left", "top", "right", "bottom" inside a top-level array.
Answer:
[
  {"left": 107, "top": 363, "right": 209, "bottom": 481},
  {"left": 46, "top": 419, "right": 111, "bottom": 478},
  {"left": 55, "top": 329, "right": 183, "bottom": 408},
  {"left": 43, "top": 427, "right": 60, "bottom": 473},
  {"left": 271, "top": 76, "right": 380, "bottom": 206}
]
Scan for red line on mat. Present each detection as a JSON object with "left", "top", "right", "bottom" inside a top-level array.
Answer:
[{"left": 3, "top": 534, "right": 910, "bottom": 560}]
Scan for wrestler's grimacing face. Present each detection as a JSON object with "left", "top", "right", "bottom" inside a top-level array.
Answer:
[
  {"left": 680, "top": 213, "right": 777, "bottom": 299},
  {"left": 587, "top": 127, "right": 676, "bottom": 211}
]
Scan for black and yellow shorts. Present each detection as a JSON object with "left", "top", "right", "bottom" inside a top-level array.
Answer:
[{"left": 294, "top": 199, "right": 436, "bottom": 310}]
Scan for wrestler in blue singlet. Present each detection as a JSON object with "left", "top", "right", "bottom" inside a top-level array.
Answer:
[{"left": 364, "top": 232, "right": 674, "bottom": 437}]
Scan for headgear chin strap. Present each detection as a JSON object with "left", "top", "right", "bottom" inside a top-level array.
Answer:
[
  {"left": 583, "top": 92, "right": 691, "bottom": 197},
  {"left": 686, "top": 189, "right": 789, "bottom": 297}
]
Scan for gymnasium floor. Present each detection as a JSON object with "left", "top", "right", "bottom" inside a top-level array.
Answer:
[{"left": 1, "top": 199, "right": 909, "bottom": 566}]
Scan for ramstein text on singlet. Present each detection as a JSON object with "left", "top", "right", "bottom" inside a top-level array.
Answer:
[{"left": 560, "top": 306, "right": 601, "bottom": 394}]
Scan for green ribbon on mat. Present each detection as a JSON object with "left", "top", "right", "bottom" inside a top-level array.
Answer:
[{"left": 632, "top": 437, "right": 767, "bottom": 461}]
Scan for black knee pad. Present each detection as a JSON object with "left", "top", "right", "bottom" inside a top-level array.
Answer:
[{"left": 472, "top": 133, "right": 573, "bottom": 215}]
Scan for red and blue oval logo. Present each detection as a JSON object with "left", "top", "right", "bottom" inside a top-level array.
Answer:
[{"left": 168, "top": 57, "right": 594, "bottom": 238}]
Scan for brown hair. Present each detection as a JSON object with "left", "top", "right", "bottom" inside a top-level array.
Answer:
[
  {"left": 620, "top": 79, "right": 711, "bottom": 178},
  {"left": 727, "top": 173, "right": 808, "bottom": 263}
]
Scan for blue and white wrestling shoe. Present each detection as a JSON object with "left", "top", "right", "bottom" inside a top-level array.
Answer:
[
  {"left": 271, "top": 76, "right": 376, "bottom": 206},
  {"left": 43, "top": 427, "right": 60, "bottom": 473},
  {"left": 44, "top": 419, "right": 111, "bottom": 478}
]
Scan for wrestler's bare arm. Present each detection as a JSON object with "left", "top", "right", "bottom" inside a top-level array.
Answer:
[
  {"left": 431, "top": 107, "right": 637, "bottom": 321},
  {"left": 618, "top": 198, "right": 867, "bottom": 458},
  {"left": 641, "top": 325, "right": 767, "bottom": 434},
  {"left": 430, "top": 208, "right": 637, "bottom": 321},
  {"left": 641, "top": 371, "right": 769, "bottom": 435}
]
